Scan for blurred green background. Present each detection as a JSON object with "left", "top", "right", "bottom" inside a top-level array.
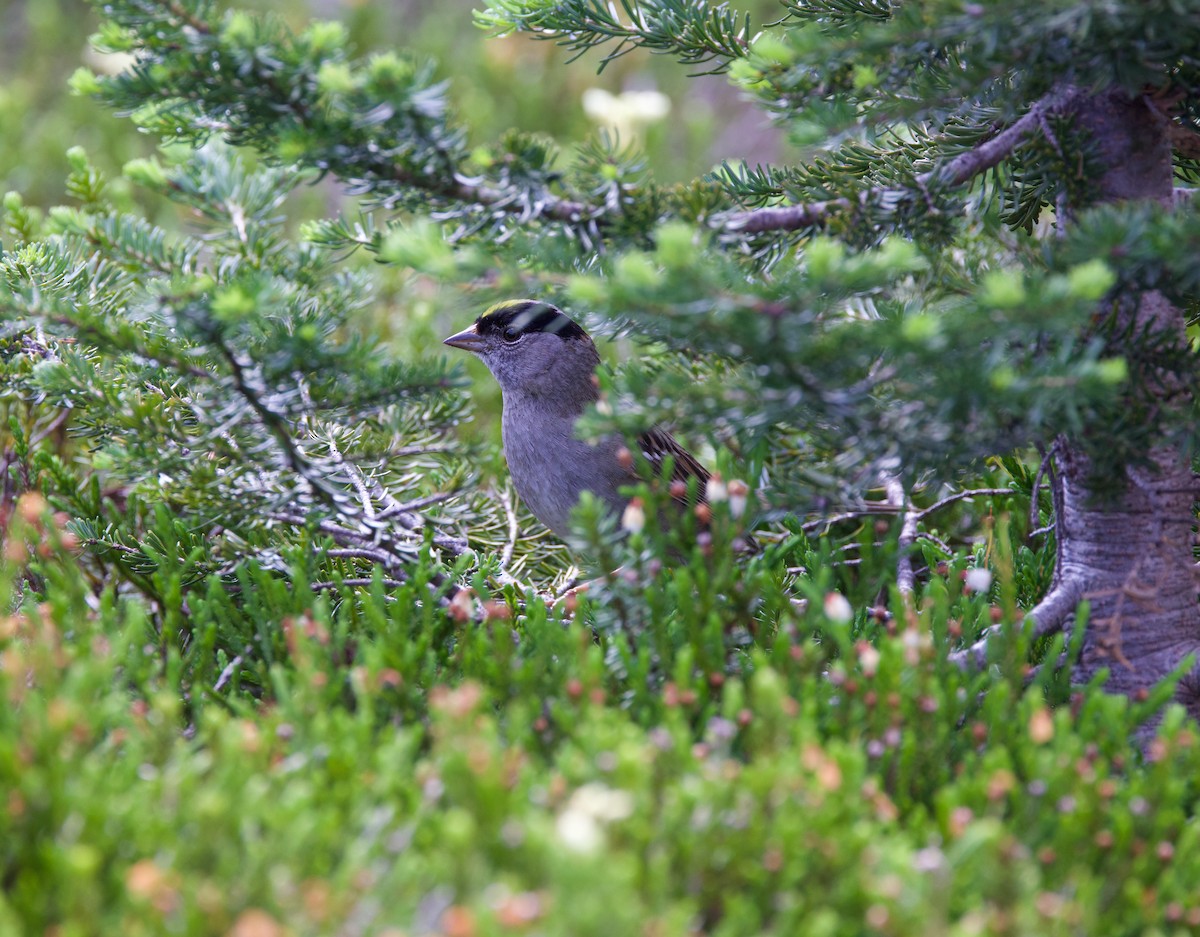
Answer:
[{"left": 0, "top": 0, "right": 787, "bottom": 207}]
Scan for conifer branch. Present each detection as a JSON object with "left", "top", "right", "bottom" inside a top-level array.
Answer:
[
  {"left": 476, "top": 0, "right": 752, "bottom": 71},
  {"left": 724, "top": 88, "right": 1083, "bottom": 233}
]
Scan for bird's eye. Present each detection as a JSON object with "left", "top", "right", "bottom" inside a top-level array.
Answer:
[{"left": 502, "top": 325, "right": 522, "bottom": 343}]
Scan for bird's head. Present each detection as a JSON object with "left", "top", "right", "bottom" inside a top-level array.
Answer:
[{"left": 443, "top": 300, "right": 599, "bottom": 399}]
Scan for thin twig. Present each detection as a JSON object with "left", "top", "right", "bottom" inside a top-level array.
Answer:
[
  {"left": 326, "top": 546, "right": 412, "bottom": 575},
  {"left": 310, "top": 576, "right": 407, "bottom": 592},
  {"left": 800, "top": 503, "right": 902, "bottom": 533},
  {"left": 326, "top": 431, "right": 376, "bottom": 519},
  {"left": 29, "top": 408, "right": 71, "bottom": 447},
  {"left": 269, "top": 511, "right": 384, "bottom": 547},
  {"left": 374, "top": 491, "right": 454, "bottom": 518},
  {"left": 915, "top": 530, "right": 951, "bottom": 554},
  {"left": 884, "top": 476, "right": 917, "bottom": 595},
  {"left": 1048, "top": 438, "right": 1066, "bottom": 589},
  {"left": 213, "top": 647, "right": 250, "bottom": 692},
  {"left": 911, "top": 487, "right": 1014, "bottom": 521},
  {"left": 209, "top": 329, "right": 347, "bottom": 514},
  {"left": 499, "top": 485, "right": 520, "bottom": 570},
  {"left": 1029, "top": 444, "right": 1052, "bottom": 534}
]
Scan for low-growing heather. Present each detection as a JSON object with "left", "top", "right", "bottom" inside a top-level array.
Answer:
[{"left": 3, "top": 498, "right": 1199, "bottom": 936}]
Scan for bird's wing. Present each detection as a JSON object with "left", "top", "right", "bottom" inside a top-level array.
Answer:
[
  {"left": 635, "top": 426, "right": 759, "bottom": 553},
  {"left": 636, "top": 426, "right": 710, "bottom": 505}
]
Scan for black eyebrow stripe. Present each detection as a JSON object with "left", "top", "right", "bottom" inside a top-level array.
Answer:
[{"left": 474, "top": 301, "right": 588, "bottom": 340}]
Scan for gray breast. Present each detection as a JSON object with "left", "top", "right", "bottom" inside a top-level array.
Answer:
[{"left": 501, "top": 410, "right": 631, "bottom": 538}]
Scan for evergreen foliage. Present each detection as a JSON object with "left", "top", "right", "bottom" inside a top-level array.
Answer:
[{"left": 1, "top": 0, "right": 1199, "bottom": 933}]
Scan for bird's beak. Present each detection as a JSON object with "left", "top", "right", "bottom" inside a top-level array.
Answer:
[{"left": 443, "top": 325, "right": 485, "bottom": 353}]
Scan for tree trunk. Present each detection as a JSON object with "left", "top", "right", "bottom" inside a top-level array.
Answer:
[{"left": 1046, "top": 89, "right": 1200, "bottom": 717}]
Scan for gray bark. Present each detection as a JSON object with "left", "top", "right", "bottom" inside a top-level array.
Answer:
[{"left": 1044, "top": 89, "right": 1200, "bottom": 717}]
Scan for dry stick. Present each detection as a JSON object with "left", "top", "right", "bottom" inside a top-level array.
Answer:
[
  {"left": 488, "top": 486, "right": 539, "bottom": 594},
  {"left": 374, "top": 491, "right": 454, "bottom": 518},
  {"left": 910, "top": 487, "right": 1014, "bottom": 522},
  {"left": 29, "top": 408, "right": 71, "bottom": 447},
  {"left": 211, "top": 332, "right": 351, "bottom": 520},
  {"left": 1047, "top": 439, "right": 1066, "bottom": 589},
  {"left": 326, "top": 546, "right": 410, "bottom": 567},
  {"left": 213, "top": 647, "right": 250, "bottom": 692},
  {"left": 800, "top": 503, "right": 901, "bottom": 534},
  {"left": 883, "top": 476, "right": 917, "bottom": 595},
  {"left": 266, "top": 512, "right": 464, "bottom": 596},
  {"left": 310, "top": 576, "right": 407, "bottom": 592},
  {"left": 332, "top": 454, "right": 467, "bottom": 557},
  {"left": 325, "top": 431, "right": 376, "bottom": 520},
  {"left": 499, "top": 485, "right": 521, "bottom": 570},
  {"left": 724, "top": 87, "right": 1081, "bottom": 233},
  {"left": 800, "top": 486, "right": 1014, "bottom": 535},
  {"left": 1029, "top": 444, "right": 1053, "bottom": 534}
]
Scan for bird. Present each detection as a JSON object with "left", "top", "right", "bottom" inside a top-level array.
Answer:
[{"left": 442, "top": 299, "right": 718, "bottom": 543}]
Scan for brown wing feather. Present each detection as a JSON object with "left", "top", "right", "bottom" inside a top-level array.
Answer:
[
  {"left": 636, "top": 426, "right": 710, "bottom": 505},
  {"left": 635, "top": 427, "right": 759, "bottom": 553}
]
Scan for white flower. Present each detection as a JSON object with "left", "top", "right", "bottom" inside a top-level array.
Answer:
[
  {"left": 621, "top": 498, "right": 646, "bottom": 533},
  {"left": 705, "top": 474, "right": 728, "bottom": 504},
  {"left": 727, "top": 479, "right": 749, "bottom": 518},
  {"left": 824, "top": 592, "right": 853, "bottom": 623},
  {"left": 556, "top": 808, "right": 603, "bottom": 854},
  {"left": 569, "top": 782, "right": 634, "bottom": 821},
  {"left": 556, "top": 783, "right": 634, "bottom": 854},
  {"left": 582, "top": 88, "right": 671, "bottom": 140},
  {"left": 965, "top": 567, "right": 993, "bottom": 593}
]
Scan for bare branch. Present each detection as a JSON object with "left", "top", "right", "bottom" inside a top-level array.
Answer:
[
  {"left": 800, "top": 502, "right": 901, "bottom": 534},
  {"left": 1028, "top": 446, "right": 1052, "bottom": 535},
  {"left": 499, "top": 485, "right": 520, "bottom": 570},
  {"left": 915, "top": 530, "right": 951, "bottom": 554},
  {"left": 911, "top": 487, "right": 1015, "bottom": 522},
  {"left": 883, "top": 476, "right": 917, "bottom": 595},
  {"left": 29, "top": 408, "right": 71, "bottom": 447},
  {"left": 310, "top": 576, "right": 408, "bottom": 592},
  {"left": 375, "top": 491, "right": 454, "bottom": 519},
  {"left": 214, "top": 646, "right": 251, "bottom": 692},
  {"left": 724, "top": 196, "right": 854, "bottom": 234},
  {"left": 209, "top": 329, "right": 347, "bottom": 515},
  {"left": 1047, "top": 439, "right": 1066, "bottom": 589}
]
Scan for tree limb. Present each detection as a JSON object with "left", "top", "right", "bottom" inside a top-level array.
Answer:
[
  {"left": 724, "top": 87, "right": 1083, "bottom": 233},
  {"left": 947, "top": 581, "right": 1083, "bottom": 670}
]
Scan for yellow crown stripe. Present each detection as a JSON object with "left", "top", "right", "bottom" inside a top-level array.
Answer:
[{"left": 481, "top": 300, "right": 530, "bottom": 319}]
